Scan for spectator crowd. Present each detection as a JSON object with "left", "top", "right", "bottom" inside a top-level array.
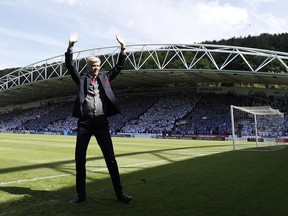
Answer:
[{"left": 1, "top": 92, "right": 287, "bottom": 137}]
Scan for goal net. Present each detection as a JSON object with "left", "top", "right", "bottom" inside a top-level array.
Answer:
[{"left": 230, "top": 105, "right": 285, "bottom": 151}]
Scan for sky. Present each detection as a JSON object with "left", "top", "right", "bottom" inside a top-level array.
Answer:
[{"left": 0, "top": 0, "right": 288, "bottom": 69}]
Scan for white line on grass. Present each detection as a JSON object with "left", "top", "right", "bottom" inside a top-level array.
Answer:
[
  {"left": 0, "top": 151, "right": 223, "bottom": 186},
  {"left": 0, "top": 174, "right": 70, "bottom": 186}
]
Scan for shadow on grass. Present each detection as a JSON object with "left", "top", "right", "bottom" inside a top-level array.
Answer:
[
  {"left": 0, "top": 144, "right": 227, "bottom": 175},
  {"left": 0, "top": 147, "right": 288, "bottom": 216},
  {"left": 0, "top": 186, "right": 48, "bottom": 196}
]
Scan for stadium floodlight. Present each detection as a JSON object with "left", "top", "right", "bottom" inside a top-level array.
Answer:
[{"left": 230, "top": 105, "right": 285, "bottom": 151}]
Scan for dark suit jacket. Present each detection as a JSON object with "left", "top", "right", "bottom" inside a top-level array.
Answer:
[{"left": 65, "top": 49, "right": 126, "bottom": 118}]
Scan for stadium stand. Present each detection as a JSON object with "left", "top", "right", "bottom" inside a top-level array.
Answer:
[
  {"left": 1, "top": 43, "right": 288, "bottom": 140},
  {"left": 1, "top": 92, "right": 287, "bottom": 137}
]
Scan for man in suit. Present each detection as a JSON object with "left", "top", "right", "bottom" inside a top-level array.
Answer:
[{"left": 65, "top": 33, "right": 132, "bottom": 204}]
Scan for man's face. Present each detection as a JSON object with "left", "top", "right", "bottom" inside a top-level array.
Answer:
[{"left": 87, "top": 60, "right": 101, "bottom": 77}]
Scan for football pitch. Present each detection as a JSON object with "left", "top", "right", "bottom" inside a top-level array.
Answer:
[{"left": 0, "top": 133, "right": 287, "bottom": 216}]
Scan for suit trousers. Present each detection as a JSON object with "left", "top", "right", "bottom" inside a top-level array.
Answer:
[{"left": 75, "top": 115, "right": 123, "bottom": 198}]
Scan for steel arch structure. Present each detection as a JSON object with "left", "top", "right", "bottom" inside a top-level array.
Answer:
[
  {"left": 1, "top": 43, "right": 288, "bottom": 92},
  {"left": 2, "top": 43, "right": 288, "bottom": 109}
]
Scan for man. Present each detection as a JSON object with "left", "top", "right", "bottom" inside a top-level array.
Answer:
[{"left": 65, "top": 32, "right": 132, "bottom": 204}]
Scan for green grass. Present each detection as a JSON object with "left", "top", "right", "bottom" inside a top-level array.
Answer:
[{"left": 0, "top": 133, "right": 287, "bottom": 216}]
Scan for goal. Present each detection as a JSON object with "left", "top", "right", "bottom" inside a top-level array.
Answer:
[{"left": 230, "top": 105, "right": 285, "bottom": 151}]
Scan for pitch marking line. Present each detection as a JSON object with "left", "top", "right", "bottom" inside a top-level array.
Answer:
[{"left": 0, "top": 151, "right": 223, "bottom": 186}]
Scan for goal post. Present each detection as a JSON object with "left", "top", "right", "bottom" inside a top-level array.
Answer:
[{"left": 230, "top": 105, "right": 285, "bottom": 151}]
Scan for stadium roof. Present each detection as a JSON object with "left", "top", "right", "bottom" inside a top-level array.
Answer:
[
  {"left": 1, "top": 44, "right": 288, "bottom": 108},
  {"left": 1, "top": 69, "right": 288, "bottom": 108}
]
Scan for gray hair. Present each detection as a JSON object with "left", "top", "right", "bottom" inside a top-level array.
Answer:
[{"left": 87, "top": 56, "right": 101, "bottom": 64}]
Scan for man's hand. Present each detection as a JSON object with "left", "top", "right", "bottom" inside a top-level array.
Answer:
[
  {"left": 116, "top": 34, "right": 125, "bottom": 50},
  {"left": 68, "top": 32, "right": 79, "bottom": 49}
]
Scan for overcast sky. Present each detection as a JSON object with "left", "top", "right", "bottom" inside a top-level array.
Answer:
[{"left": 0, "top": 0, "right": 287, "bottom": 69}]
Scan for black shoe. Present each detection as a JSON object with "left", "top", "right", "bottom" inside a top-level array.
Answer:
[
  {"left": 117, "top": 192, "right": 133, "bottom": 203},
  {"left": 69, "top": 196, "right": 87, "bottom": 204}
]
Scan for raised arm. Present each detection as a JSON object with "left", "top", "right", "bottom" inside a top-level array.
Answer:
[
  {"left": 106, "top": 35, "right": 127, "bottom": 81},
  {"left": 68, "top": 32, "right": 79, "bottom": 50},
  {"left": 65, "top": 32, "right": 81, "bottom": 84},
  {"left": 116, "top": 34, "right": 126, "bottom": 53}
]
